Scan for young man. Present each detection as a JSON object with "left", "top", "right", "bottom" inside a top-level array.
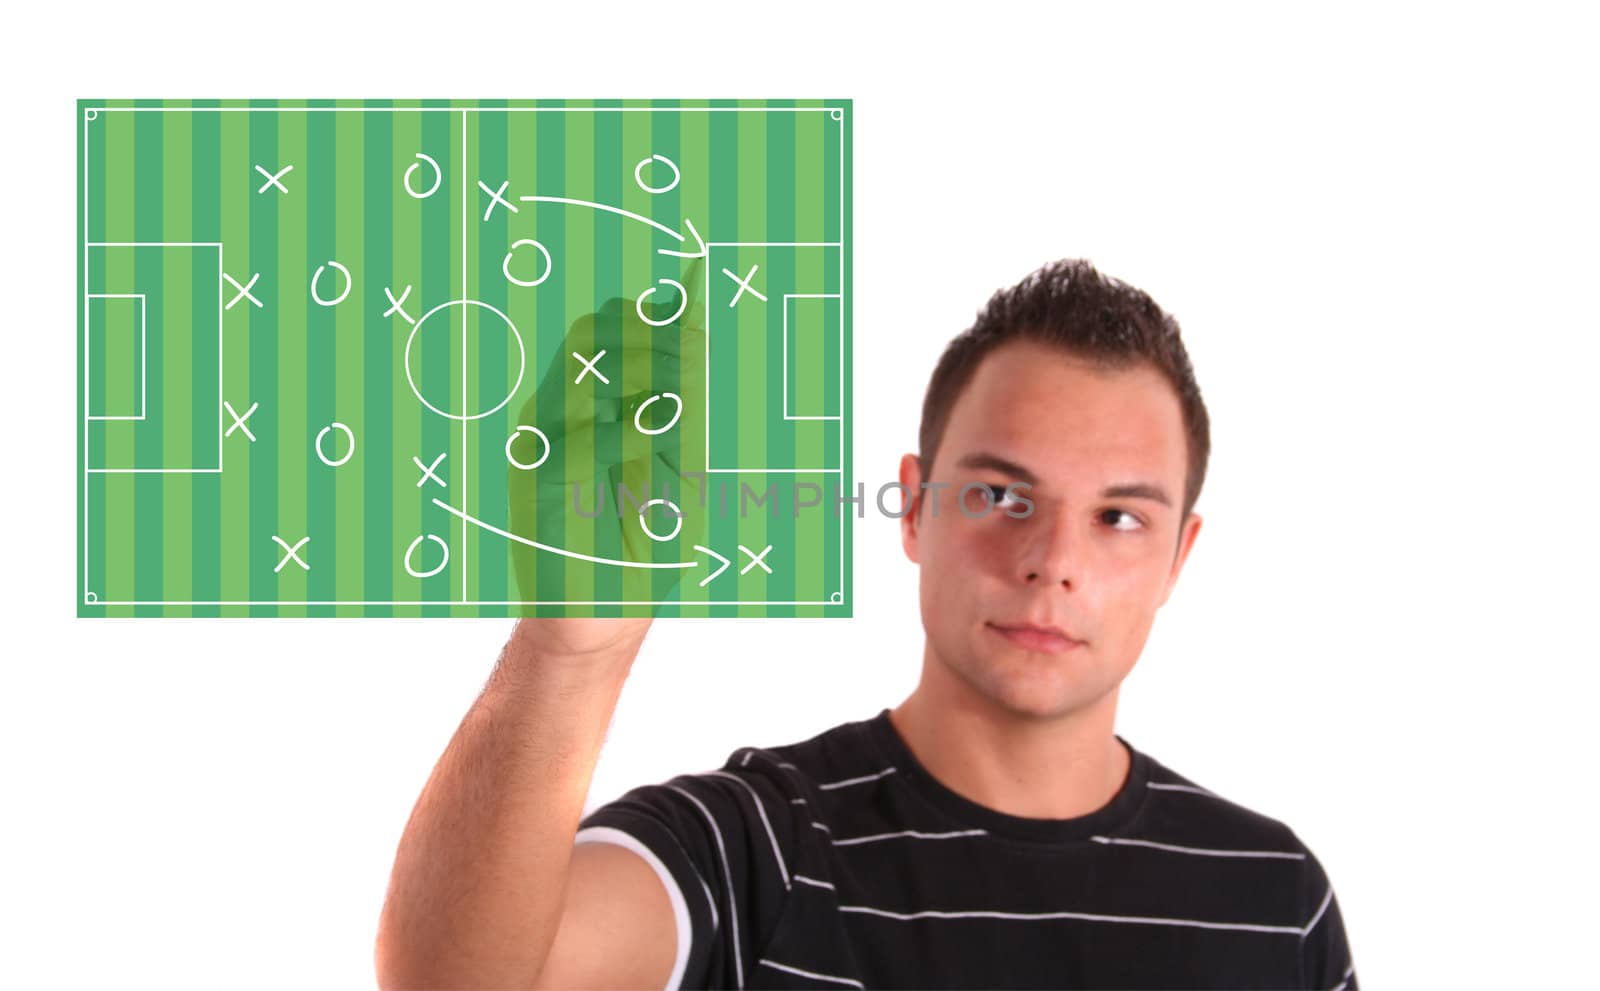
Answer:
[{"left": 376, "top": 260, "right": 1358, "bottom": 990}]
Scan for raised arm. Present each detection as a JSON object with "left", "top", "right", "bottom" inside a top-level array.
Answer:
[{"left": 374, "top": 617, "right": 679, "bottom": 990}]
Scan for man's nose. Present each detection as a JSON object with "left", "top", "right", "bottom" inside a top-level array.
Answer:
[{"left": 1014, "top": 502, "right": 1080, "bottom": 590}]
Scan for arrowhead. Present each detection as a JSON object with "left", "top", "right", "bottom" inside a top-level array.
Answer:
[
  {"left": 693, "top": 544, "right": 729, "bottom": 587},
  {"left": 658, "top": 217, "right": 706, "bottom": 260}
]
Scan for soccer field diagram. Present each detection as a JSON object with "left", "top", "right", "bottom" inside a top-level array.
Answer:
[{"left": 78, "top": 100, "right": 852, "bottom": 618}]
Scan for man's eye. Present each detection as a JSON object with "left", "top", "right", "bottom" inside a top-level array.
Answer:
[
  {"left": 1099, "top": 508, "right": 1142, "bottom": 531},
  {"left": 986, "top": 485, "right": 1020, "bottom": 508}
]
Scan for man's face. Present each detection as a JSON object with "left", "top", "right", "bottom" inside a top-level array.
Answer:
[{"left": 899, "top": 339, "right": 1203, "bottom": 723}]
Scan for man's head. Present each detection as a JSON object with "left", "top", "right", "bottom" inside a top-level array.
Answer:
[{"left": 898, "top": 259, "right": 1209, "bottom": 724}]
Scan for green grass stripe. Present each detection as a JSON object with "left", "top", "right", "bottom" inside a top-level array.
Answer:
[
  {"left": 706, "top": 100, "right": 738, "bottom": 612},
  {"left": 391, "top": 108, "right": 424, "bottom": 616},
  {"left": 735, "top": 100, "right": 769, "bottom": 616},
  {"left": 766, "top": 100, "right": 798, "bottom": 615},
  {"left": 474, "top": 102, "right": 510, "bottom": 607},
  {"left": 77, "top": 102, "right": 87, "bottom": 613},
  {"left": 527, "top": 105, "right": 568, "bottom": 611},
  {"left": 795, "top": 105, "right": 825, "bottom": 614},
  {"left": 363, "top": 105, "right": 395, "bottom": 614},
  {"left": 247, "top": 100, "right": 282, "bottom": 615},
  {"left": 592, "top": 101, "right": 625, "bottom": 612},
  {"left": 133, "top": 102, "right": 165, "bottom": 615},
  {"left": 671, "top": 104, "right": 709, "bottom": 614},
  {"left": 191, "top": 101, "right": 223, "bottom": 615},
  {"left": 563, "top": 103, "right": 597, "bottom": 610},
  {"left": 162, "top": 104, "right": 195, "bottom": 614},
  {"left": 638, "top": 102, "right": 682, "bottom": 609},
  {"left": 305, "top": 102, "right": 337, "bottom": 614},
  {"left": 418, "top": 101, "right": 453, "bottom": 616},
  {"left": 276, "top": 109, "right": 309, "bottom": 613},
  {"left": 220, "top": 108, "right": 252, "bottom": 613},
  {"left": 451, "top": 101, "right": 470, "bottom": 616},
  {"left": 838, "top": 99, "right": 853, "bottom": 614},
  {"left": 82, "top": 101, "right": 104, "bottom": 613},
  {"left": 332, "top": 102, "right": 366, "bottom": 614}
]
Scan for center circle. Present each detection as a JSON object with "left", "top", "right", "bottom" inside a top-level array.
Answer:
[{"left": 404, "top": 299, "right": 526, "bottom": 421}]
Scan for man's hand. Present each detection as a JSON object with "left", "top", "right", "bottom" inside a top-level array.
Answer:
[{"left": 507, "top": 258, "right": 707, "bottom": 614}]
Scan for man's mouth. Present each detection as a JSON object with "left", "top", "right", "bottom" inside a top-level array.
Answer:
[{"left": 986, "top": 621, "right": 1085, "bottom": 654}]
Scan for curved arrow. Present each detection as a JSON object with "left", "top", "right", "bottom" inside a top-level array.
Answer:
[
  {"left": 517, "top": 196, "right": 705, "bottom": 259},
  {"left": 431, "top": 497, "right": 729, "bottom": 584}
]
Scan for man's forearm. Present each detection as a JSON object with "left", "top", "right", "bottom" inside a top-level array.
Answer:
[{"left": 375, "top": 623, "right": 641, "bottom": 989}]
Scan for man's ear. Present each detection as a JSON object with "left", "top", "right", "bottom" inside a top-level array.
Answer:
[
  {"left": 1159, "top": 511, "right": 1203, "bottom": 608},
  {"left": 898, "top": 453, "right": 922, "bottom": 564}
]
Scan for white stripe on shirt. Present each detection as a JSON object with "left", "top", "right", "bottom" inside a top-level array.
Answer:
[
  {"left": 838, "top": 903, "right": 1305, "bottom": 935},
  {"left": 707, "top": 770, "right": 791, "bottom": 890},
  {"left": 832, "top": 828, "right": 988, "bottom": 847},
  {"left": 1301, "top": 884, "right": 1334, "bottom": 938},
  {"left": 668, "top": 782, "right": 745, "bottom": 988},
  {"left": 758, "top": 957, "right": 865, "bottom": 988},
  {"left": 1090, "top": 835, "right": 1308, "bottom": 859},
  {"left": 817, "top": 767, "right": 898, "bottom": 790}
]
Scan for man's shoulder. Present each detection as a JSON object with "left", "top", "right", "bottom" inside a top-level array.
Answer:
[
  {"left": 711, "top": 710, "right": 880, "bottom": 789},
  {"left": 1132, "top": 748, "right": 1315, "bottom": 855}
]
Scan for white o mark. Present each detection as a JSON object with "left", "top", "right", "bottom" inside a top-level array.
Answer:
[
  {"left": 404, "top": 534, "right": 449, "bottom": 578},
  {"left": 830, "top": 109, "right": 842, "bottom": 121},
  {"left": 633, "top": 392, "right": 682, "bottom": 436},
  {"left": 85, "top": 591, "right": 98, "bottom": 604},
  {"left": 315, "top": 422, "right": 356, "bottom": 467},
  {"left": 85, "top": 109, "right": 98, "bottom": 121},
  {"left": 830, "top": 591, "right": 843, "bottom": 603},
  {"left": 638, "top": 498, "right": 683, "bottom": 543},
  {"left": 404, "top": 153, "right": 442, "bottom": 199},
  {"left": 505, "top": 425, "right": 550, "bottom": 470},
  {"left": 311, "top": 261, "right": 352, "bottom": 306},
  {"left": 634, "top": 154, "right": 681, "bottom": 194},
  {"left": 503, "top": 239, "right": 552, "bottom": 288},
  {"left": 635, "top": 279, "right": 687, "bottom": 327}
]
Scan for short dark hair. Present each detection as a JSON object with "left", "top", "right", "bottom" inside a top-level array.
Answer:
[{"left": 917, "top": 259, "right": 1211, "bottom": 524}]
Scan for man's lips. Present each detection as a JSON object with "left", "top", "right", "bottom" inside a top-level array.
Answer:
[{"left": 986, "top": 622, "right": 1085, "bottom": 653}]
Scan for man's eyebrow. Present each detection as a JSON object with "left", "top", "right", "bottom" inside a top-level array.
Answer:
[
  {"left": 1101, "top": 482, "right": 1173, "bottom": 507},
  {"left": 955, "top": 452, "right": 1038, "bottom": 485},
  {"left": 955, "top": 452, "right": 1173, "bottom": 507}
]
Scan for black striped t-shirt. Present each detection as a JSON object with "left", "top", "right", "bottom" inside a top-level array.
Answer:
[{"left": 576, "top": 709, "right": 1357, "bottom": 990}]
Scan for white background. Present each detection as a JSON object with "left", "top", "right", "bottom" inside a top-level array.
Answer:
[{"left": 2, "top": 2, "right": 1596, "bottom": 987}]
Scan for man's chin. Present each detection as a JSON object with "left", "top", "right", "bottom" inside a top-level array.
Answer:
[{"left": 959, "top": 665, "right": 1087, "bottom": 723}]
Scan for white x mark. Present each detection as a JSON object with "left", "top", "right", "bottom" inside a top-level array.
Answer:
[
  {"left": 739, "top": 544, "right": 773, "bottom": 575},
  {"left": 223, "top": 272, "right": 262, "bottom": 310},
  {"left": 573, "top": 349, "right": 609, "bottom": 385},
  {"left": 383, "top": 285, "right": 415, "bottom": 324},
  {"left": 255, "top": 164, "right": 292, "bottom": 195},
  {"left": 478, "top": 179, "right": 519, "bottom": 221},
  {"left": 413, "top": 452, "right": 447, "bottom": 489},
  {"left": 271, "top": 535, "right": 310, "bottom": 573},
  {"left": 223, "top": 400, "right": 258, "bottom": 442},
  {"left": 723, "top": 264, "right": 767, "bottom": 306}
]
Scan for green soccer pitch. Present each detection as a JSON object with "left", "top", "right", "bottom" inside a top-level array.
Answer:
[{"left": 77, "top": 100, "right": 852, "bottom": 618}]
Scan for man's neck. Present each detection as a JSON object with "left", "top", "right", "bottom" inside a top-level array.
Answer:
[{"left": 887, "top": 672, "right": 1129, "bottom": 822}]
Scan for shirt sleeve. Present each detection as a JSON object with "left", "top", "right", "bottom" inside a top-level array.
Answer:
[
  {"left": 576, "top": 762, "right": 801, "bottom": 990},
  {"left": 1296, "top": 839, "right": 1358, "bottom": 990}
]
